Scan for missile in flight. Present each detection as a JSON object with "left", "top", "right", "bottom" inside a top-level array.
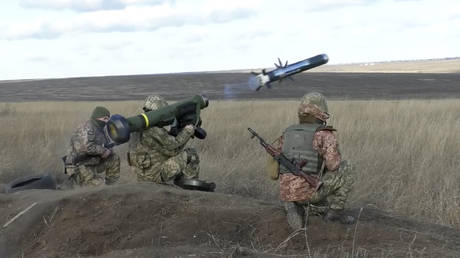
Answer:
[{"left": 248, "top": 54, "right": 329, "bottom": 91}]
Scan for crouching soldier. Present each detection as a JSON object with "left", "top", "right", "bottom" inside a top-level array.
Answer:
[
  {"left": 128, "top": 95, "right": 201, "bottom": 184},
  {"left": 63, "top": 106, "right": 120, "bottom": 187},
  {"left": 268, "top": 92, "right": 355, "bottom": 229}
]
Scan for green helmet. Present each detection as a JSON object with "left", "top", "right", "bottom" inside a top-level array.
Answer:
[
  {"left": 300, "top": 92, "right": 328, "bottom": 113},
  {"left": 91, "top": 106, "right": 110, "bottom": 119},
  {"left": 143, "top": 95, "right": 168, "bottom": 112},
  {"left": 298, "top": 92, "right": 330, "bottom": 122}
]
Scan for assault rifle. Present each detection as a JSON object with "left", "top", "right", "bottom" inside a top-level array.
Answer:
[{"left": 247, "top": 128, "right": 322, "bottom": 190}]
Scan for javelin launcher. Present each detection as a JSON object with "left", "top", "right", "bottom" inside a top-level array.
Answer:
[
  {"left": 105, "top": 95, "right": 209, "bottom": 145},
  {"left": 248, "top": 54, "right": 329, "bottom": 91}
]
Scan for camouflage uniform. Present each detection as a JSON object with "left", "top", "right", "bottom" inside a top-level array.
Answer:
[
  {"left": 128, "top": 95, "right": 200, "bottom": 183},
  {"left": 271, "top": 92, "right": 354, "bottom": 228},
  {"left": 65, "top": 107, "right": 120, "bottom": 187}
]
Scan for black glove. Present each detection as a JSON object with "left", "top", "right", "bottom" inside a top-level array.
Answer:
[{"left": 194, "top": 127, "right": 207, "bottom": 139}]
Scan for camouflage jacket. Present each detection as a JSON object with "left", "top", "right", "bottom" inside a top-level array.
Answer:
[
  {"left": 277, "top": 125, "right": 341, "bottom": 202},
  {"left": 128, "top": 126, "right": 194, "bottom": 168},
  {"left": 66, "top": 119, "right": 109, "bottom": 165}
]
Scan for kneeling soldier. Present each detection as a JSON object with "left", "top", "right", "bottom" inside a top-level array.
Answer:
[
  {"left": 128, "top": 95, "right": 200, "bottom": 184},
  {"left": 64, "top": 106, "right": 120, "bottom": 187},
  {"left": 268, "top": 92, "right": 355, "bottom": 228}
]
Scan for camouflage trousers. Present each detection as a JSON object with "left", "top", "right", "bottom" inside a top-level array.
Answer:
[
  {"left": 293, "top": 160, "right": 354, "bottom": 215},
  {"left": 134, "top": 147, "right": 200, "bottom": 183},
  {"left": 66, "top": 153, "right": 120, "bottom": 187}
]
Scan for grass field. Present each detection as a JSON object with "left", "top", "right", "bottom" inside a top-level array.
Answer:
[
  {"left": 312, "top": 58, "right": 460, "bottom": 73},
  {"left": 1, "top": 98, "right": 459, "bottom": 229}
]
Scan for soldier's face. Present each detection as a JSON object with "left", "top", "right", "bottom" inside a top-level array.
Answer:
[{"left": 96, "top": 116, "right": 110, "bottom": 123}]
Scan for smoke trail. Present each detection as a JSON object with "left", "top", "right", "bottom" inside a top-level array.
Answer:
[
  {"left": 223, "top": 81, "right": 251, "bottom": 100},
  {"left": 247, "top": 75, "right": 260, "bottom": 91}
]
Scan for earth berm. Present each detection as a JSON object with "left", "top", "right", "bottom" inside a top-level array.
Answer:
[{"left": 1, "top": 183, "right": 460, "bottom": 257}]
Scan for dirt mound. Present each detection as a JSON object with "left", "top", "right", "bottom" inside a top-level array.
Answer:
[{"left": 1, "top": 183, "right": 460, "bottom": 257}]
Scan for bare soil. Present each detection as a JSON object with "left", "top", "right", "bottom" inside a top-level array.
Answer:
[
  {"left": 1, "top": 184, "right": 460, "bottom": 257},
  {"left": 1, "top": 72, "right": 460, "bottom": 102}
]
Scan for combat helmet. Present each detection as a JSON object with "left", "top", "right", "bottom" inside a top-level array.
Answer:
[
  {"left": 143, "top": 95, "right": 168, "bottom": 112},
  {"left": 298, "top": 92, "right": 330, "bottom": 123}
]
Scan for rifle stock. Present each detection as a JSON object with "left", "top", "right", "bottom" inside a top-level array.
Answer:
[{"left": 274, "top": 154, "right": 322, "bottom": 190}]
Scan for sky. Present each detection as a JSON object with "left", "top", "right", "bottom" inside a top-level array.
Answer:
[{"left": 0, "top": 0, "right": 459, "bottom": 80}]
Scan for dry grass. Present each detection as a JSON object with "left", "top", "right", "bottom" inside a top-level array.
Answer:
[
  {"left": 0, "top": 99, "right": 459, "bottom": 228},
  {"left": 312, "top": 58, "right": 460, "bottom": 73}
]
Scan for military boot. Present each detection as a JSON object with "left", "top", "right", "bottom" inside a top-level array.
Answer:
[
  {"left": 324, "top": 209, "right": 355, "bottom": 225},
  {"left": 105, "top": 178, "right": 117, "bottom": 185},
  {"left": 284, "top": 202, "right": 305, "bottom": 229},
  {"left": 57, "top": 176, "right": 76, "bottom": 190}
]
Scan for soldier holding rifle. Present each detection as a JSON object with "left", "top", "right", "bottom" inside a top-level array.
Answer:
[{"left": 249, "top": 92, "right": 355, "bottom": 229}]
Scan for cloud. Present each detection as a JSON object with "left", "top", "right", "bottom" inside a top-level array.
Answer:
[
  {"left": 208, "top": 7, "right": 255, "bottom": 23},
  {"left": 1, "top": 20, "right": 63, "bottom": 39},
  {"left": 236, "top": 29, "right": 270, "bottom": 41},
  {"left": 101, "top": 41, "right": 133, "bottom": 51},
  {"left": 1, "top": 3, "right": 256, "bottom": 40},
  {"left": 304, "top": 0, "right": 378, "bottom": 12},
  {"left": 27, "top": 56, "right": 49, "bottom": 62},
  {"left": 449, "top": 13, "right": 460, "bottom": 21},
  {"left": 19, "top": 0, "right": 169, "bottom": 12}
]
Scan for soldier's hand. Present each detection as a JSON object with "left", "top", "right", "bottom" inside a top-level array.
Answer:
[
  {"left": 101, "top": 148, "right": 112, "bottom": 159},
  {"left": 184, "top": 124, "right": 195, "bottom": 133}
]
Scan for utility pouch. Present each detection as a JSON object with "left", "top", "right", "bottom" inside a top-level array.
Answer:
[
  {"left": 127, "top": 152, "right": 132, "bottom": 166},
  {"left": 82, "top": 157, "right": 101, "bottom": 166},
  {"left": 266, "top": 156, "right": 280, "bottom": 180},
  {"left": 135, "top": 152, "right": 151, "bottom": 169},
  {"left": 62, "top": 156, "right": 68, "bottom": 174},
  {"left": 62, "top": 155, "right": 79, "bottom": 175},
  {"left": 65, "top": 165, "right": 78, "bottom": 177}
]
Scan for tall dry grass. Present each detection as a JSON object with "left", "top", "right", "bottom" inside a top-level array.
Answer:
[{"left": 0, "top": 99, "right": 459, "bottom": 228}]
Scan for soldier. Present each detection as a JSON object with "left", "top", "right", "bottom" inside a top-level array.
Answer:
[
  {"left": 267, "top": 92, "right": 355, "bottom": 228},
  {"left": 128, "top": 95, "right": 200, "bottom": 184},
  {"left": 63, "top": 106, "right": 120, "bottom": 187}
]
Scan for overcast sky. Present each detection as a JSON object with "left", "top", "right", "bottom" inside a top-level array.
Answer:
[{"left": 0, "top": 0, "right": 459, "bottom": 80}]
